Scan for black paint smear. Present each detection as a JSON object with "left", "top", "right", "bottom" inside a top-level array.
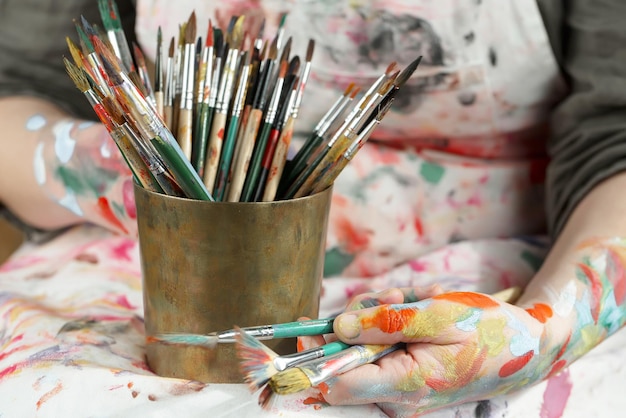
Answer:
[
  {"left": 464, "top": 31, "right": 475, "bottom": 44},
  {"left": 489, "top": 47, "right": 498, "bottom": 66},
  {"left": 475, "top": 400, "right": 492, "bottom": 418}
]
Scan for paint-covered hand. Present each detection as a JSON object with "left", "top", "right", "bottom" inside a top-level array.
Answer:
[
  {"left": 35, "top": 119, "right": 137, "bottom": 236},
  {"left": 305, "top": 288, "right": 563, "bottom": 417}
]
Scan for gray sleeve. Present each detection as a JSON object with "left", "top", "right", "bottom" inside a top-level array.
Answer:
[
  {"left": 540, "top": 0, "right": 626, "bottom": 237},
  {"left": 0, "top": 0, "right": 137, "bottom": 120}
]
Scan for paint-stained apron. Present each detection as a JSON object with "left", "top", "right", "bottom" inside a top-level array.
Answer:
[{"left": 136, "top": 0, "right": 567, "bottom": 277}]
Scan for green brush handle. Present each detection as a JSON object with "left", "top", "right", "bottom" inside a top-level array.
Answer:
[
  {"left": 320, "top": 340, "right": 351, "bottom": 356},
  {"left": 272, "top": 318, "right": 335, "bottom": 338}
]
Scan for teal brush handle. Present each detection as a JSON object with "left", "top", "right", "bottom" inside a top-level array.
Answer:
[
  {"left": 274, "top": 340, "right": 351, "bottom": 371},
  {"left": 272, "top": 318, "right": 335, "bottom": 338}
]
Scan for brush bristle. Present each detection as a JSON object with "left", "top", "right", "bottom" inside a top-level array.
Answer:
[
  {"left": 66, "top": 37, "right": 85, "bottom": 67},
  {"left": 64, "top": 57, "right": 90, "bottom": 93},
  {"left": 168, "top": 37, "right": 175, "bottom": 57},
  {"left": 148, "top": 333, "right": 219, "bottom": 348},
  {"left": 230, "top": 15, "right": 245, "bottom": 50},
  {"left": 306, "top": 39, "right": 315, "bottom": 62},
  {"left": 258, "top": 384, "right": 276, "bottom": 410},
  {"left": 234, "top": 326, "right": 280, "bottom": 392},
  {"left": 132, "top": 42, "right": 147, "bottom": 68},
  {"left": 206, "top": 19, "right": 213, "bottom": 47},
  {"left": 102, "top": 96, "right": 125, "bottom": 126},
  {"left": 288, "top": 56, "right": 301, "bottom": 77},
  {"left": 185, "top": 11, "right": 197, "bottom": 44},
  {"left": 279, "top": 36, "right": 292, "bottom": 63},
  {"left": 268, "top": 367, "right": 311, "bottom": 395},
  {"left": 268, "top": 36, "right": 279, "bottom": 61},
  {"left": 394, "top": 56, "right": 422, "bottom": 88}
]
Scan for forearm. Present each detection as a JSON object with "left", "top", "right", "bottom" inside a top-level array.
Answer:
[
  {"left": 0, "top": 96, "right": 135, "bottom": 235},
  {"left": 517, "top": 171, "right": 626, "bottom": 372}
]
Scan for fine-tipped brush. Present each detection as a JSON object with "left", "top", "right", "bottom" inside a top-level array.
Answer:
[
  {"left": 148, "top": 316, "right": 337, "bottom": 348},
  {"left": 64, "top": 57, "right": 160, "bottom": 192},
  {"left": 235, "top": 325, "right": 351, "bottom": 392},
  {"left": 203, "top": 15, "right": 245, "bottom": 192},
  {"left": 214, "top": 49, "right": 251, "bottom": 200},
  {"left": 309, "top": 99, "right": 393, "bottom": 195},
  {"left": 191, "top": 20, "right": 215, "bottom": 174},
  {"left": 76, "top": 18, "right": 111, "bottom": 95},
  {"left": 163, "top": 37, "right": 176, "bottom": 129},
  {"left": 176, "top": 12, "right": 197, "bottom": 160},
  {"left": 154, "top": 27, "right": 165, "bottom": 118},
  {"left": 133, "top": 42, "right": 156, "bottom": 105},
  {"left": 98, "top": 0, "right": 135, "bottom": 73},
  {"left": 242, "top": 59, "right": 288, "bottom": 201},
  {"left": 228, "top": 36, "right": 278, "bottom": 201}
]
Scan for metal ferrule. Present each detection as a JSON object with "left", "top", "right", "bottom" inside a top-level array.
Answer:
[
  {"left": 284, "top": 89, "right": 297, "bottom": 124},
  {"left": 345, "top": 119, "right": 379, "bottom": 160},
  {"left": 180, "top": 44, "right": 195, "bottom": 109},
  {"left": 121, "top": 123, "right": 166, "bottom": 174},
  {"left": 83, "top": 90, "right": 100, "bottom": 109},
  {"left": 265, "top": 77, "right": 285, "bottom": 123},
  {"left": 106, "top": 32, "right": 122, "bottom": 63},
  {"left": 164, "top": 58, "right": 174, "bottom": 104},
  {"left": 272, "top": 347, "right": 325, "bottom": 371},
  {"left": 217, "top": 325, "right": 275, "bottom": 342},
  {"left": 115, "top": 31, "right": 134, "bottom": 74},
  {"left": 86, "top": 53, "right": 110, "bottom": 94},
  {"left": 292, "top": 63, "right": 312, "bottom": 118},
  {"left": 216, "top": 50, "right": 239, "bottom": 113},
  {"left": 232, "top": 65, "right": 250, "bottom": 117}
]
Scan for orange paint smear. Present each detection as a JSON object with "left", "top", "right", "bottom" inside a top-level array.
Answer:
[
  {"left": 525, "top": 303, "right": 553, "bottom": 323},
  {"left": 499, "top": 350, "right": 534, "bottom": 378},
  {"left": 433, "top": 292, "right": 499, "bottom": 309},
  {"left": 577, "top": 263, "right": 602, "bottom": 323},
  {"left": 36, "top": 382, "right": 63, "bottom": 410},
  {"left": 97, "top": 197, "right": 129, "bottom": 234},
  {"left": 426, "top": 346, "right": 487, "bottom": 392},
  {"left": 362, "top": 306, "right": 417, "bottom": 333}
]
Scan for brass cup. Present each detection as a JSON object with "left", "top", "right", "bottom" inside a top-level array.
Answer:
[{"left": 134, "top": 183, "right": 332, "bottom": 383}]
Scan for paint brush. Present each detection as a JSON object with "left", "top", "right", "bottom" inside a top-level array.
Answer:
[
  {"left": 213, "top": 49, "right": 251, "bottom": 200},
  {"left": 292, "top": 39, "right": 315, "bottom": 120},
  {"left": 309, "top": 100, "right": 393, "bottom": 195},
  {"left": 242, "top": 59, "right": 288, "bottom": 201},
  {"left": 278, "top": 83, "right": 358, "bottom": 195},
  {"left": 100, "top": 53, "right": 214, "bottom": 201},
  {"left": 228, "top": 37, "right": 277, "bottom": 201},
  {"left": 132, "top": 42, "right": 156, "bottom": 105},
  {"left": 171, "top": 23, "right": 187, "bottom": 136},
  {"left": 64, "top": 57, "right": 162, "bottom": 193},
  {"left": 75, "top": 18, "right": 111, "bottom": 96},
  {"left": 190, "top": 20, "right": 215, "bottom": 174},
  {"left": 203, "top": 15, "right": 245, "bottom": 191},
  {"left": 283, "top": 73, "right": 398, "bottom": 199},
  {"left": 163, "top": 37, "right": 176, "bottom": 129},
  {"left": 276, "top": 12, "right": 288, "bottom": 50},
  {"left": 235, "top": 325, "right": 351, "bottom": 392},
  {"left": 149, "top": 316, "right": 337, "bottom": 348},
  {"left": 101, "top": 0, "right": 135, "bottom": 73},
  {"left": 254, "top": 57, "right": 300, "bottom": 201},
  {"left": 176, "top": 12, "right": 197, "bottom": 160},
  {"left": 262, "top": 343, "right": 402, "bottom": 405},
  {"left": 154, "top": 27, "right": 164, "bottom": 118}
]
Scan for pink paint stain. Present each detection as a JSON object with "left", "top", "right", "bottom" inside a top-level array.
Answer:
[
  {"left": 0, "top": 256, "right": 47, "bottom": 272},
  {"left": 110, "top": 239, "right": 136, "bottom": 262},
  {"left": 540, "top": 369, "right": 572, "bottom": 418}
]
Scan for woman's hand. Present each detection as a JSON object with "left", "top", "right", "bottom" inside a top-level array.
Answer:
[{"left": 300, "top": 286, "right": 565, "bottom": 417}]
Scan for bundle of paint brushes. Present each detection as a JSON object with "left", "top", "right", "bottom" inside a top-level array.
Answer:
[{"left": 64, "top": 2, "right": 421, "bottom": 203}]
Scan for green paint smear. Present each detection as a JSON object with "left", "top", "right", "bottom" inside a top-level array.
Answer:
[
  {"left": 56, "top": 166, "right": 88, "bottom": 195},
  {"left": 420, "top": 162, "right": 445, "bottom": 184},
  {"left": 112, "top": 200, "right": 126, "bottom": 220},
  {"left": 55, "top": 165, "right": 122, "bottom": 198},
  {"left": 521, "top": 250, "right": 544, "bottom": 272},
  {"left": 324, "top": 247, "right": 354, "bottom": 277}
]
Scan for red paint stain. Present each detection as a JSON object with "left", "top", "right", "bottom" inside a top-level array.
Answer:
[
  {"left": 0, "top": 364, "right": 18, "bottom": 380},
  {"left": 296, "top": 337, "right": 305, "bottom": 353},
  {"left": 433, "top": 292, "right": 500, "bottom": 309},
  {"left": 334, "top": 216, "right": 370, "bottom": 253},
  {"left": 127, "top": 382, "right": 134, "bottom": 388},
  {"left": 303, "top": 392, "right": 327, "bottom": 410},
  {"left": 554, "top": 333, "right": 571, "bottom": 361},
  {"left": 362, "top": 306, "right": 417, "bottom": 333},
  {"left": 132, "top": 390, "right": 139, "bottom": 398},
  {"left": 97, "top": 197, "right": 129, "bottom": 234},
  {"left": 526, "top": 303, "right": 553, "bottom": 323},
  {"left": 217, "top": 128, "right": 224, "bottom": 140},
  {"left": 414, "top": 217, "right": 424, "bottom": 236},
  {"left": 540, "top": 369, "right": 572, "bottom": 418},
  {"left": 577, "top": 263, "right": 602, "bottom": 323},
  {"left": 499, "top": 350, "right": 534, "bottom": 378},
  {"left": 36, "top": 382, "right": 63, "bottom": 410},
  {"left": 546, "top": 359, "right": 567, "bottom": 380},
  {"left": 606, "top": 248, "right": 626, "bottom": 305}
]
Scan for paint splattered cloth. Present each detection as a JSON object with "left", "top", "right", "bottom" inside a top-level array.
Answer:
[{"left": 2, "top": 227, "right": 626, "bottom": 417}]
